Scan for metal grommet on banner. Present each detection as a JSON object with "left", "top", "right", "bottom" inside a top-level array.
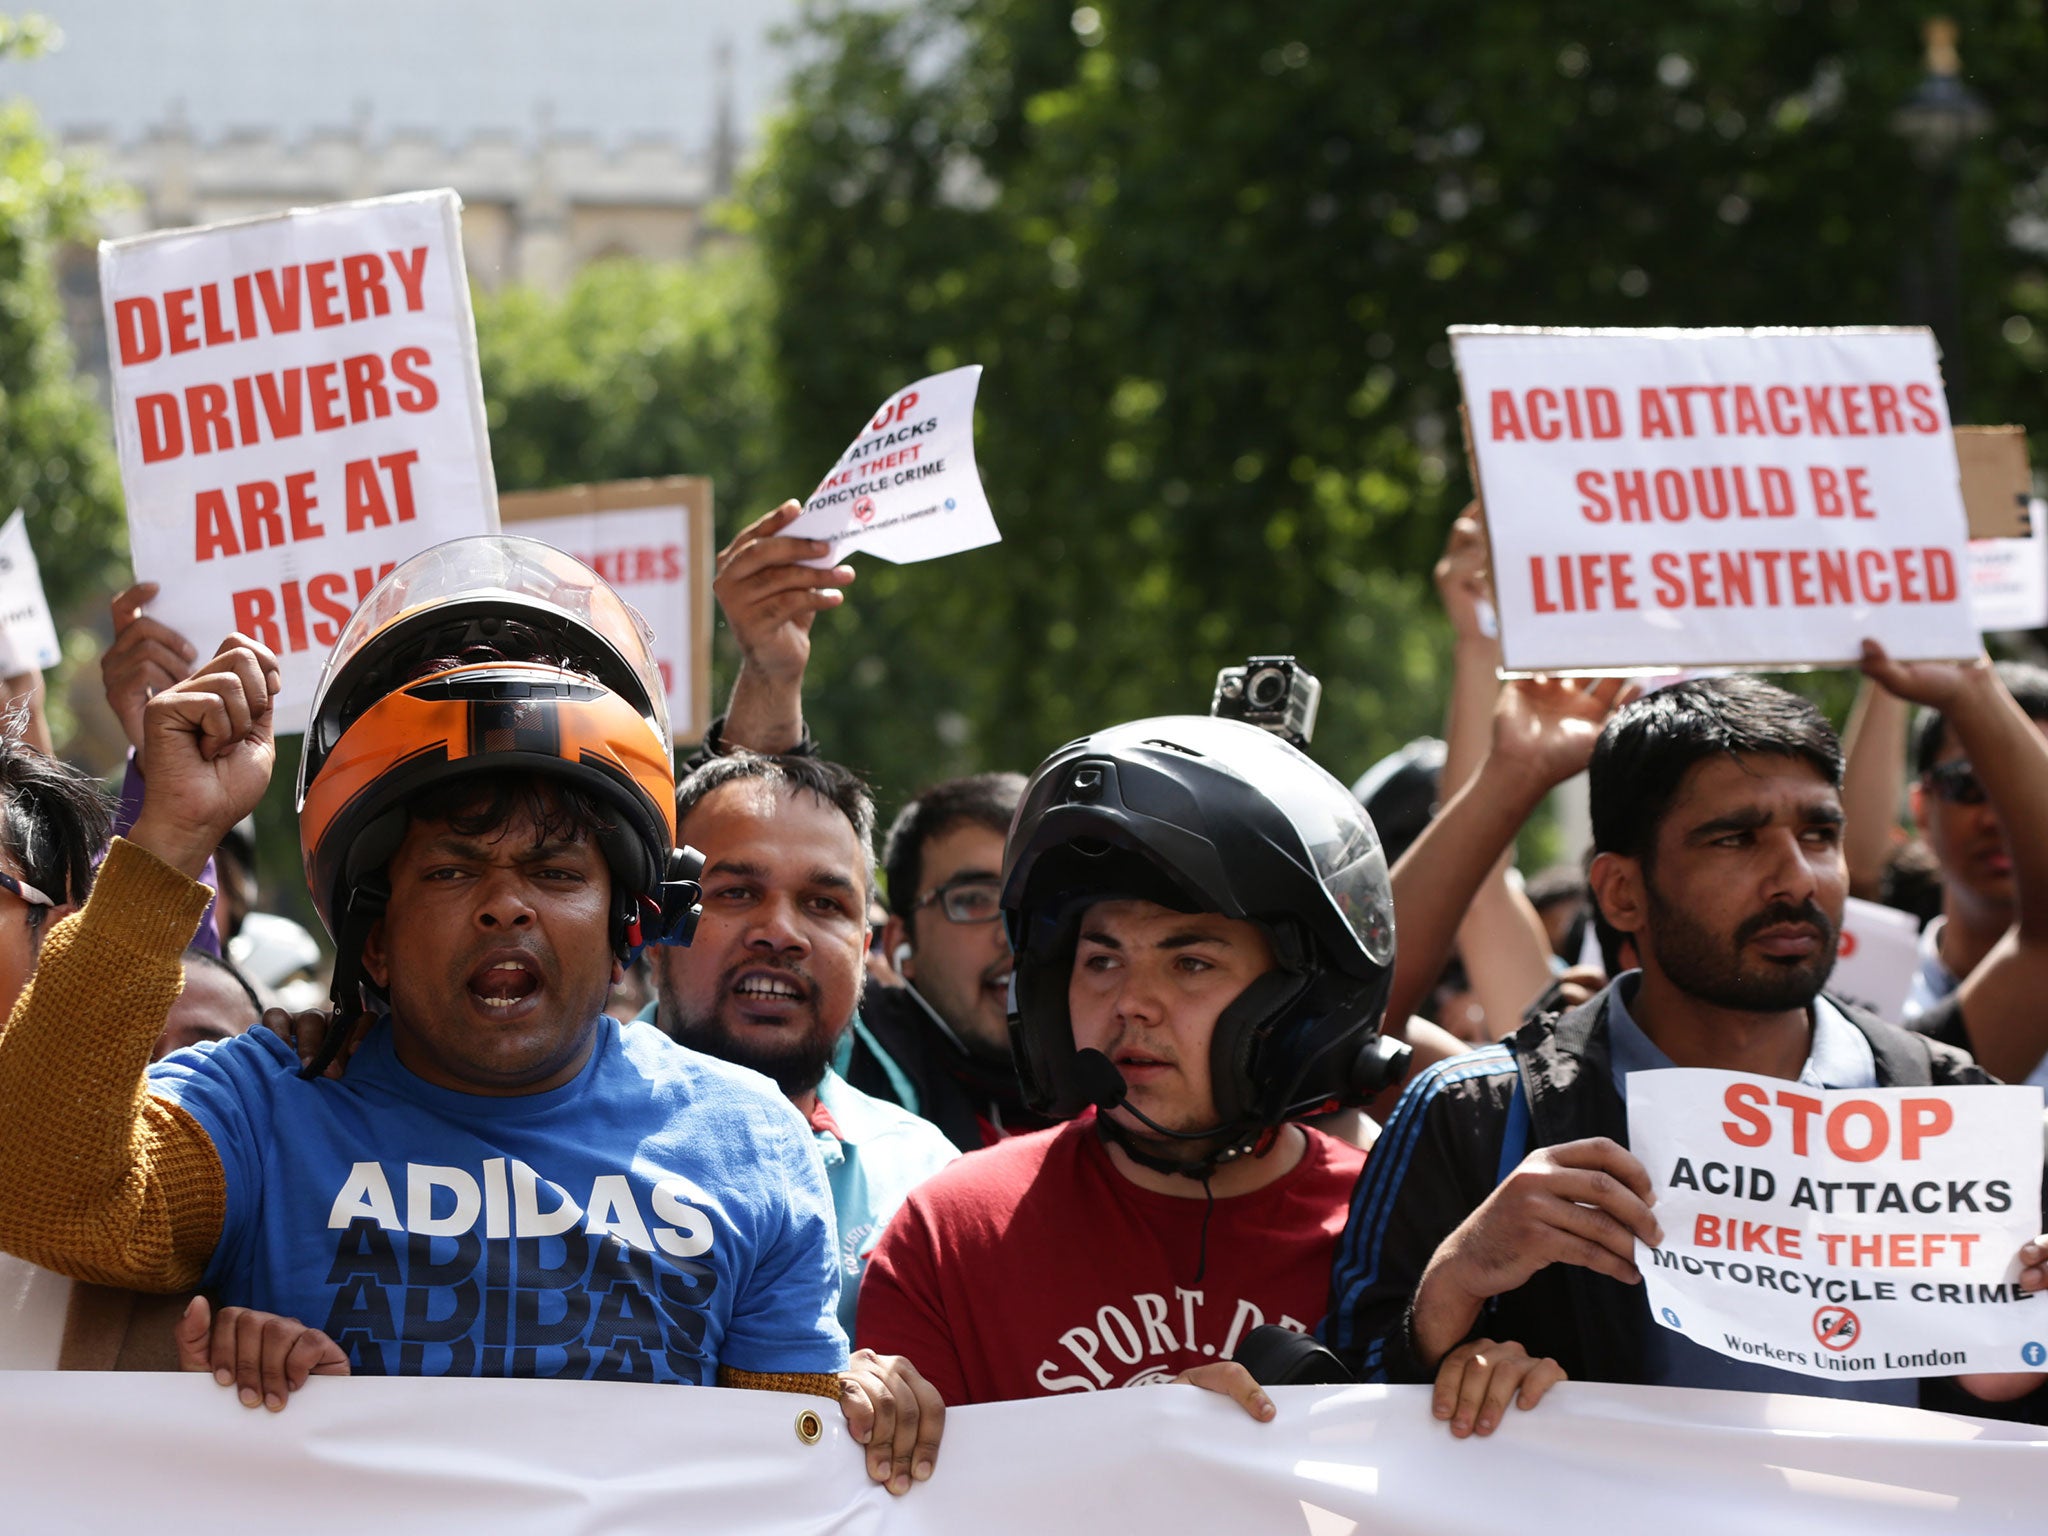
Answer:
[{"left": 795, "top": 1408, "right": 824, "bottom": 1445}]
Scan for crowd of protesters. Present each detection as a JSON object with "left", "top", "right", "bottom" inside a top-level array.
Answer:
[{"left": 0, "top": 487, "right": 2041, "bottom": 1500}]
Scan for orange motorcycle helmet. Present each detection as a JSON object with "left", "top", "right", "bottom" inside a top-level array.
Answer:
[{"left": 297, "top": 536, "right": 701, "bottom": 1027}]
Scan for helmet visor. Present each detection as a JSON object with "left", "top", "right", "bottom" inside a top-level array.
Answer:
[
  {"left": 1071, "top": 716, "right": 1397, "bottom": 967},
  {"left": 308, "top": 536, "right": 671, "bottom": 745},
  {"left": 1161, "top": 719, "right": 1397, "bottom": 966}
]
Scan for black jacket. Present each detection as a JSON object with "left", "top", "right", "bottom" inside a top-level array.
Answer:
[
  {"left": 1325, "top": 983, "right": 1991, "bottom": 1387},
  {"left": 844, "top": 984, "right": 1052, "bottom": 1154}
]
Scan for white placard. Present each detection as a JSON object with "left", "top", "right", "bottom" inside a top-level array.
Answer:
[
  {"left": 1828, "top": 897, "right": 1925, "bottom": 1024},
  {"left": 1629, "top": 1070, "right": 2045, "bottom": 1380},
  {"left": 100, "top": 189, "right": 498, "bottom": 734},
  {"left": 1968, "top": 497, "right": 2048, "bottom": 634},
  {"left": 0, "top": 510, "right": 62, "bottom": 671},
  {"left": 1452, "top": 327, "right": 1979, "bottom": 674},
  {"left": 500, "top": 486, "right": 713, "bottom": 744},
  {"left": 786, "top": 366, "right": 1000, "bottom": 564}
]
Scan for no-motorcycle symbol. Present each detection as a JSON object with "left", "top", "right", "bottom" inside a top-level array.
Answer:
[
  {"left": 1813, "top": 1304, "right": 1862, "bottom": 1352},
  {"left": 852, "top": 495, "right": 877, "bottom": 524}
]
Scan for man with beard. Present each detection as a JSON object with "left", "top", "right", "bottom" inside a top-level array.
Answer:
[
  {"left": 652, "top": 754, "right": 958, "bottom": 1339},
  {"left": 1328, "top": 652, "right": 2048, "bottom": 1420}
]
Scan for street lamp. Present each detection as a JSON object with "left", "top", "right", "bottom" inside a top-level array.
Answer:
[{"left": 1891, "top": 18, "right": 1990, "bottom": 412}]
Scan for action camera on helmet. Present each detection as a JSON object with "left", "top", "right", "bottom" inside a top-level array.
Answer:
[{"left": 1210, "top": 655, "right": 1321, "bottom": 749}]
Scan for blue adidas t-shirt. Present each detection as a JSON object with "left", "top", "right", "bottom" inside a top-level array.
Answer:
[{"left": 147, "top": 1015, "right": 847, "bottom": 1384}]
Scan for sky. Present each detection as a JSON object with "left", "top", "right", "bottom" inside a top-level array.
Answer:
[{"left": 0, "top": 0, "right": 813, "bottom": 151}]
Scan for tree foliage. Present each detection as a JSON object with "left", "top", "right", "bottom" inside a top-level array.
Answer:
[
  {"left": 745, "top": 0, "right": 2048, "bottom": 804},
  {"left": 476, "top": 254, "right": 779, "bottom": 511},
  {"left": 0, "top": 16, "right": 128, "bottom": 752}
]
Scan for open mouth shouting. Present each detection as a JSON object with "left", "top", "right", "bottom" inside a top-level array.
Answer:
[{"left": 466, "top": 948, "right": 545, "bottom": 1017}]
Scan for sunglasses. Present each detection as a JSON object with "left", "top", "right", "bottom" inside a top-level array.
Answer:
[
  {"left": 1923, "top": 760, "right": 1988, "bottom": 807},
  {"left": 0, "top": 869, "right": 56, "bottom": 929}
]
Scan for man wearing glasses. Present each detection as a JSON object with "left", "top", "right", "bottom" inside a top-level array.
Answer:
[
  {"left": 856, "top": 774, "right": 1046, "bottom": 1152},
  {"left": 1896, "top": 660, "right": 2048, "bottom": 1086}
]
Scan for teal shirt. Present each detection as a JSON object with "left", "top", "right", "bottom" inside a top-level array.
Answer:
[
  {"left": 635, "top": 1005, "right": 957, "bottom": 1336},
  {"left": 811, "top": 1069, "right": 959, "bottom": 1338}
]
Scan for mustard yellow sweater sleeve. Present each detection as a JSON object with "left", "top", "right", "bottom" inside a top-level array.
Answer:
[{"left": 0, "top": 838, "right": 224, "bottom": 1291}]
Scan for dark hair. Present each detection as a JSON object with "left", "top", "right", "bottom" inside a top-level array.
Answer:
[
  {"left": 1589, "top": 677, "right": 1842, "bottom": 864},
  {"left": 409, "top": 771, "right": 619, "bottom": 848},
  {"left": 881, "top": 771, "right": 1026, "bottom": 915},
  {"left": 0, "top": 712, "right": 113, "bottom": 920},
  {"left": 182, "top": 944, "right": 263, "bottom": 1018},
  {"left": 1878, "top": 837, "right": 1945, "bottom": 927},
  {"left": 1911, "top": 661, "right": 2048, "bottom": 777},
  {"left": 1523, "top": 864, "right": 1587, "bottom": 912},
  {"left": 675, "top": 753, "right": 876, "bottom": 892}
]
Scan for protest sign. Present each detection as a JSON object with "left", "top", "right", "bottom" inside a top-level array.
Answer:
[
  {"left": 1953, "top": 427, "right": 2045, "bottom": 631},
  {"left": 1955, "top": 426, "right": 2032, "bottom": 541},
  {"left": 100, "top": 189, "right": 498, "bottom": 734},
  {"left": 499, "top": 477, "right": 714, "bottom": 743},
  {"left": 0, "top": 1373, "right": 2041, "bottom": 1534},
  {"left": 1968, "top": 497, "right": 2048, "bottom": 634},
  {"left": 1826, "top": 896, "right": 1924, "bottom": 1024},
  {"left": 1451, "top": 327, "right": 1978, "bottom": 674},
  {"left": 784, "top": 365, "right": 1001, "bottom": 565},
  {"left": 0, "top": 509, "right": 63, "bottom": 674},
  {"left": 1629, "top": 1069, "right": 2045, "bottom": 1381}
]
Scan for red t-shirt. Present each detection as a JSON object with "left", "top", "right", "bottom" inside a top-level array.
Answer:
[{"left": 855, "top": 1113, "right": 1367, "bottom": 1404}]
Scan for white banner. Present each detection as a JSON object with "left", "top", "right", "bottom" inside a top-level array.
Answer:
[
  {"left": 787, "top": 366, "right": 1000, "bottom": 565},
  {"left": 1452, "top": 326, "right": 1978, "bottom": 674},
  {"left": 498, "top": 477, "right": 715, "bottom": 743},
  {"left": 0, "top": 1373, "right": 2041, "bottom": 1533},
  {"left": 0, "top": 509, "right": 62, "bottom": 673},
  {"left": 1829, "top": 897, "right": 1925, "bottom": 1024},
  {"left": 100, "top": 189, "right": 499, "bottom": 733},
  {"left": 1630, "top": 1071, "right": 2046, "bottom": 1380},
  {"left": 1968, "top": 498, "right": 2048, "bottom": 634}
]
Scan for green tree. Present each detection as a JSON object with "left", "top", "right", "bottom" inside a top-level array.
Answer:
[
  {"left": 0, "top": 16, "right": 129, "bottom": 755},
  {"left": 477, "top": 253, "right": 779, "bottom": 509},
  {"left": 747, "top": 0, "right": 2048, "bottom": 805}
]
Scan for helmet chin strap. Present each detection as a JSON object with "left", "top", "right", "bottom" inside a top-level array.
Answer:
[{"left": 1073, "top": 1048, "right": 1273, "bottom": 1180}]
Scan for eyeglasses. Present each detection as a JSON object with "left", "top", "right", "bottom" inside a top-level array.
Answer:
[
  {"left": 1923, "top": 760, "right": 1988, "bottom": 807},
  {"left": 912, "top": 875, "right": 1003, "bottom": 925}
]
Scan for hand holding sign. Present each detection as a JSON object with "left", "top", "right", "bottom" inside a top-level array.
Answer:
[
  {"left": 1856, "top": 636, "right": 1994, "bottom": 713},
  {"left": 102, "top": 583, "right": 199, "bottom": 773},
  {"left": 1491, "top": 675, "right": 1639, "bottom": 788},
  {"left": 1413, "top": 1136, "right": 1663, "bottom": 1368},
  {"left": 1434, "top": 508, "right": 1496, "bottom": 646},
  {"left": 714, "top": 501, "right": 855, "bottom": 686}
]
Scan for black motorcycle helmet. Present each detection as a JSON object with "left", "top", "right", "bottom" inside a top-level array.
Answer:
[
  {"left": 1002, "top": 716, "right": 1406, "bottom": 1167},
  {"left": 1349, "top": 736, "right": 1445, "bottom": 866}
]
